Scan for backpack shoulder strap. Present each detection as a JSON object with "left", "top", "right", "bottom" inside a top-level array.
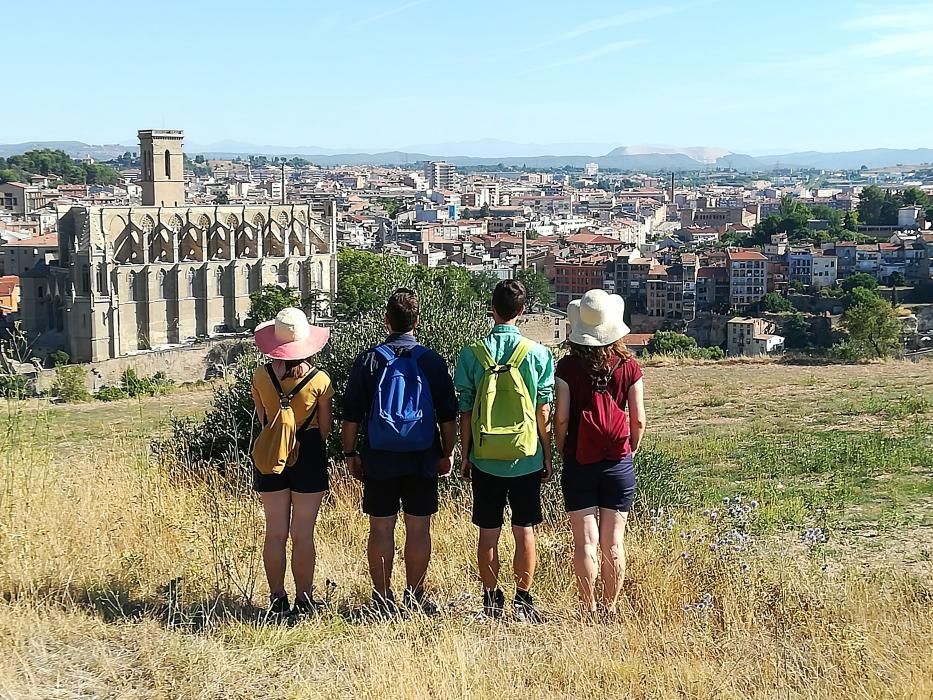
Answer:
[
  {"left": 470, "top": 341, "right": 497, "bottom": 370},
  {"left": 504, "top": 338, "right": 532, "bottom": 369},
  {"left": 266, "top": 363, "right": 286, "bottom": 400},
  {"left": 287, "top": 367, "right": 320, "bottom": 401},
  {"left": 408, "top": 344, "right": 428, "bottom": 361},
  {"left": 374, "top": 344, "right": 396, "bottom": 364}
]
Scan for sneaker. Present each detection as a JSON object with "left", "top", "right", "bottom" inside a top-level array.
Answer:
[
  {"left": 482, "top": 588, "right": 506, "bottom": 619},
  {"left": 403, "top": 587, "right": 439, "bottom": 616},
  {"left": 513, "top": 591, "right": 545, "bottom": 624},
  {"left": 371, "top": 590, "right": 400, "bottom": 619},
  {"left": 266, "top": 593, "right": 290, "bottom": 619},
  {"left": 293, "top": 592, "right": 324, "bottom": 617}
]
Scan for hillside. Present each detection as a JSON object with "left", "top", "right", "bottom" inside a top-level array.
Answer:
[
  {"left": 3, "top": 140, "right": 933, "bottom": 171},
  {"left": 0, "top": 360, "right": 930, "bottom": 698}
]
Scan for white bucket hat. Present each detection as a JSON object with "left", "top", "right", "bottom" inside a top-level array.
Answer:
[
  {"left": 567, "top": 289, "right": 631, "bottom": 347},
  {"left": 254, "top": 307, "right": 330, "bottom": 360}
]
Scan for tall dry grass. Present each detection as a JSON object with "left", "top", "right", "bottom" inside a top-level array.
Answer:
[{"left": 0, "top": 404, "right": 931, "bottom": 699}]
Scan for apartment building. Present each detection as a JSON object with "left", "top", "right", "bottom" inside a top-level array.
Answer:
[
  {"left": 726, "top": 248, "right": 767, "bottom": 309},
  {"left": 727, "top": 316, "right": 784, "bottom": 357},
  {"left": 554, "top": 255, "right": 610, "bottom": 308},
  {"left": 424, "top": 161, "right": 455, "bottom": 190},
  {"left": 613, "top": 253, "right": 652, "bottom": 312},
  {"left": 0, "top": 182, "right": 57, "bottom": 216}
]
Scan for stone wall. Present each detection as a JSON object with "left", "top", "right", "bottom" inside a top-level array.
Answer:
[{"left": 34, "top": 337, "right": 252, "bottom": 392}]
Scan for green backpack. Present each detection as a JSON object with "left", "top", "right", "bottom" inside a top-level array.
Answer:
[{"left": 470, "top": 338, "right": 538, "bottom": 461}]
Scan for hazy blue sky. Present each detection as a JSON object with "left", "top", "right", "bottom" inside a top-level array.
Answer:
[{"left": 5, "top": 0, "right": 933, "bottom": 153}]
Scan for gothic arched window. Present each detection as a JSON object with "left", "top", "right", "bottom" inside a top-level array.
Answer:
[
  {"left": 128, "top": 271, "right": 138, "bottom": 301},
  {"left": 215, "top": 268, "right": 224, "bottom": 296},
  {"left": 158, "top": 269, "right": 168, "bottom": 300},
  {"left": 187, "top": 269, "right": 196, "bottom": 297},
  {"left": 165, "top": 149, "right": 172, "bottom": 179}
]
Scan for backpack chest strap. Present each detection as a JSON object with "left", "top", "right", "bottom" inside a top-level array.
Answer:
[{"left": 266, "top": 363, "right": 320, "bottom": 410}]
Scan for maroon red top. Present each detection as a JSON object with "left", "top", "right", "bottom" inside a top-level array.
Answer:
[{"left": 555, "top": 354, "right": 643, "bottom": 460}]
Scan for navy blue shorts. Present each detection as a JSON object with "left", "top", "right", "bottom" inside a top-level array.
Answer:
[
  {"left": 561, "top": 454, "right": 636, "bottom": 513},
  {"left": 252, "top": 429, "right": 329, "bottom": 494},
  {"left": 470, "top": 467, "right": 543, "bottom": 529},
  {"left": 363, "top": 473, "right": 439, "bottom": 518}
]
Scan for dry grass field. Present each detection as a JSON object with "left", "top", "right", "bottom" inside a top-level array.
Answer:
[{"left": 1, "top": 360, "right": 931, "bottom": 699}]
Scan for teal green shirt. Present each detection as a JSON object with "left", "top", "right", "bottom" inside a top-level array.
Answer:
[{"left": 454, "top": 325, "right": 555, "bottom": 477}]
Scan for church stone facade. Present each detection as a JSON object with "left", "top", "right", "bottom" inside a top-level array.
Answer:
[{"left": 27, "top": 130, "right": 336, "bottom": 363}]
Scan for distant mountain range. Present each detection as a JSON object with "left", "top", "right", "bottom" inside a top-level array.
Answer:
[{"left": 3, "top": 139, "right": 932, "bottom": 172}]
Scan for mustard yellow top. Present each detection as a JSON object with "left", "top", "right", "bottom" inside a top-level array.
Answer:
[{"left": 251, "top": 364, "right": 334, "bottom": 429}]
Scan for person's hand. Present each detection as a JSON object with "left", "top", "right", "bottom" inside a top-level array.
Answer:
[
  {"left": 436, "top": 456, "right": 452, "bottom": 477},
  {"left": 459, "top": 459, "right": 472, "bottom": 482},
  {"left": 346, "top": 453, "right": 363, "bottom": 481},
  {"left": 542, "top": 456, "right": 553, "bottom": 483}
]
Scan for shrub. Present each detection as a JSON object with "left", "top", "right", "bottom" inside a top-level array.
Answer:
[
  {"left": 47, "top": 350, "right": 70, "bottom": 367},
  {"left": 0, "top": 374, "right": 30, "bottom": 399},
  {"left": 95, "top": 385, "right": 128, "bottom": 402},
  {"left": 121, "top": 368, "right": 176, "bottom": 398},
  {"left": 51, "top": 365, "right": 91, "bottom": 402}
]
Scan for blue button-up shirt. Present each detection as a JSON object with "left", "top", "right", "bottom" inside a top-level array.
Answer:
[
  {"left": 343, "top": 333, "right": 458, "bottom": 479},
  {"left": 454, "top": 324, "right": 555, "bottom": 477}
]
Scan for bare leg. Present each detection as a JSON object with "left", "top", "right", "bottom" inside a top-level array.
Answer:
[
  {"left": 368, "top": 515, "right": 398, "bottom": 597},
  {"left": 477, "top": 527, "right": 502, "bottom": 591},
  {"left": 569, "top": 508, "right": 600, "bottom": 612},
  {"left": 512, "top": 525, "right": 537, "bottom": 592},
  {"left": 260, "top": 490, "right": 292, "bottom": 598},
  {"left": 403, "top": 514, "right": 432, "bottom": 592},
  {"left": 289, "top": 491, "right": 326, "bottom": 601},
  {"left": 599, "top": 508, "right": 629, "bottom": 612}
]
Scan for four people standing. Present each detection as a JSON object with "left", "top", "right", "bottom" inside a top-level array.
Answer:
[{"left": 251, "top": 280, "right": 645, "bottom": 621}]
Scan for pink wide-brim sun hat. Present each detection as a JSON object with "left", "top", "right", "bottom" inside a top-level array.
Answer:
[{"left": 254, "top": 307, "right": 330, "bottom": 360}]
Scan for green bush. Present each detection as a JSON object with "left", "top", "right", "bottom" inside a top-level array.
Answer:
[
  {"left": 95, "top": 385, "right": 128, "bottom": 402},
  {"left": 51, "top": 365, "right": 91, "bottom": 402},
  {"left": 121, "top": 369, "right": 176, "bottom": 398},
  {"left": 47, "top": 350, "right": 70, "bottom": 367},
  {"left": 0, "top": 374, "right": 30, "bottom": 399}
]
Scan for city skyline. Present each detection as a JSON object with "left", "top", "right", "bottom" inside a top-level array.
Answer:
[{"left": 5, "top": 0, "right": 933, "bottom": 152}]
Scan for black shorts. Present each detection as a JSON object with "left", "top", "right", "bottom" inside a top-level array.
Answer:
[
  {"left": 470, "top": 467, "right": 543, "bottom": 529},
  {"left": 252, "top": 429, "right": 329, "bottom": 494},
  {"left": 561, "top": 454, "right": 636, "bottom": 513},
  {"left": 363, "top": 473, "right": 439, "bottom": 518}
]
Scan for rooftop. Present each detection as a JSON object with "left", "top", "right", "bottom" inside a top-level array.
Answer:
[{"left": 1, "top": 233, "right": 58, "bottom": 247}]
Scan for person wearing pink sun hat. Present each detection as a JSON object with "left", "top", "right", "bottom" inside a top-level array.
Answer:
[{"left": 250, "top": 307, "right": 333, "bottom": 619}]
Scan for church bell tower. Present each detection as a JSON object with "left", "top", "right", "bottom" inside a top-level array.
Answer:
[{"left": 138, "top": 129, "right": 185, "bottom": 206}]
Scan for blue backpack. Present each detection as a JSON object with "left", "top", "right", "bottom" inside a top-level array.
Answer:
[{"left": 367, "top": 344, "right": 435, "bottom": 452}]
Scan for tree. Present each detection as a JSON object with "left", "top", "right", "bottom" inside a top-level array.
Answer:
[
  {"left": 841, "top": 293, "right": 902, "bottom": 359},
  {"left": 215, "top": 191, "right": 229, "bottom": 205},
  {"left": 647, "top": 331, "right": 698, "bottom": 355},
  {"left": 247, "top": 285, "right": 301, "bottom": 326},
  {"left": 514, "top": 268, "right": 553, "bottom": 308},
  {"left": 842, "top": 286, "right": 879, "bottom": 311},
  {"left": 843, "top": 211, "right": 860, "bottom": 232},
  {"left": 889, "top": 272, "right": 907, "bottom": 307},
  {"left": 782, "top": 313, "right": 811, "bottom": 350},
  {"left": 757, "top": 292, "right": 794, "bottom": 313},
  {"left": 1, "top": 149, "right": 118, "bottom": 185},
  {"left": 479, "top": 203, "right": 491, "bottom": 218},
  {"left": 809, "top": 204, "right": 843, "bottom": 235},
  {"left": 857, "top": 185, "right": 903, "bottom": 226},
  {"left": 857, "top": 185, "right": 886, "bottom": 225},
  {"left": 375, "top": 197, "right": 402, "bottom": 218},
  {"left": 840, "top": 273, "right": 878, "bottom": 293},
  {"left": 901, "top": 186, "right": 928, "bottom": 207}
]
